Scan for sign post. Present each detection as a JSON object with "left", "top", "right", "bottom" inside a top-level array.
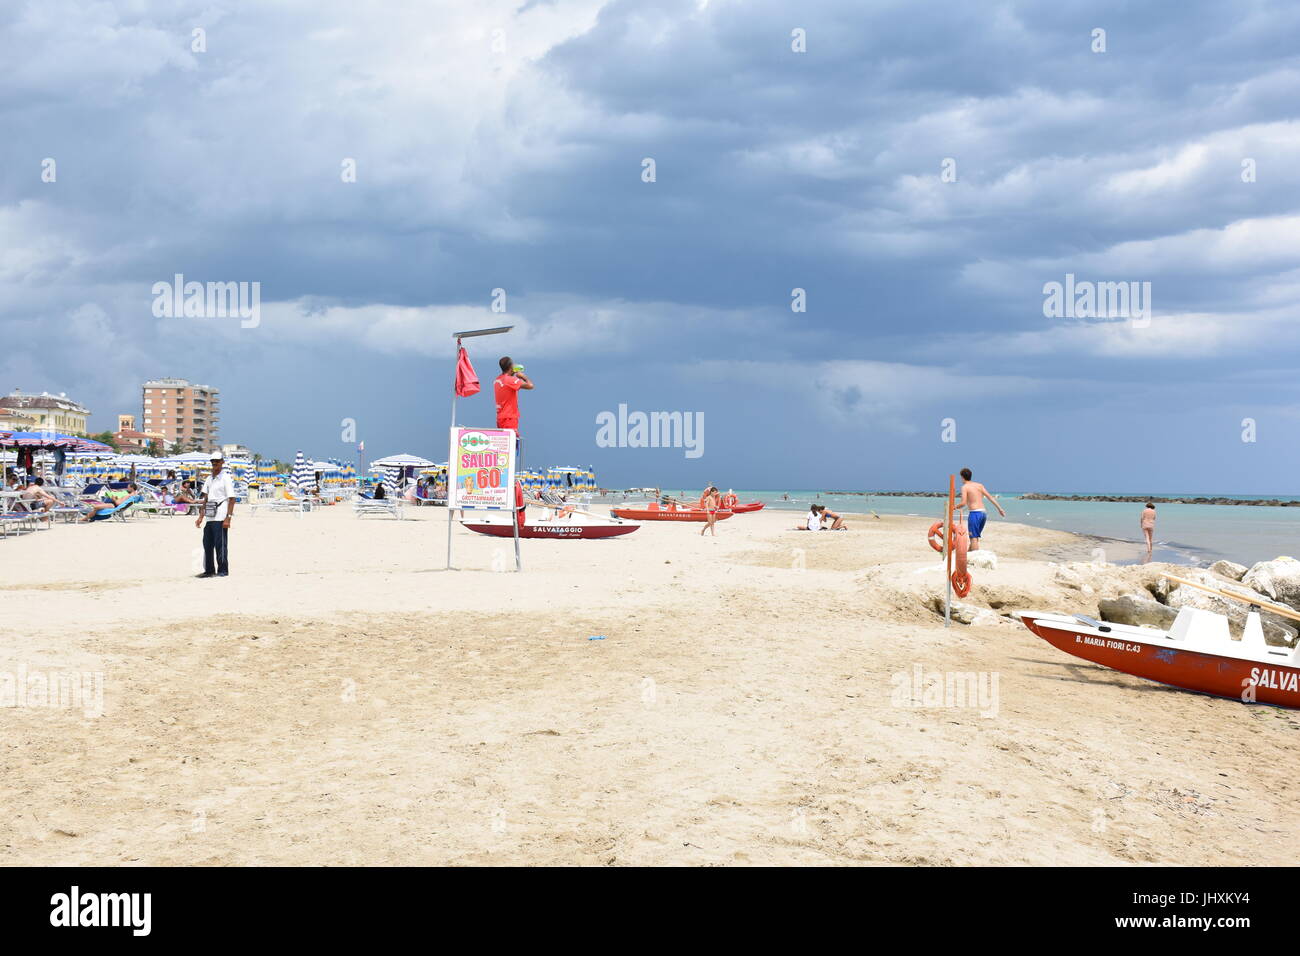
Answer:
[
  {"left": 447, "top": 427, "right": 520, "bottom": 571},
  {"left": 944, "top": 474, "right": 954, "bottom": 628},
  {"left": 446, "top": 325, "right": 513, "bottom": 571}
]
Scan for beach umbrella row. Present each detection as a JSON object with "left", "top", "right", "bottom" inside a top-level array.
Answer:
[
  {"left": 545, "top": 467, "right": 598, "bottom": 493},
  {"left": 0, "top": 432, "right": 112, "bottom": 452},
  {"left": 15, "top": 449, "right": 355, "bottom": 497},
  {"left": 501, "top": 467, "right": 599, "bottom": 495}
]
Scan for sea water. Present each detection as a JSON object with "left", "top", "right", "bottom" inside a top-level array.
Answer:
[{"left": 712, "top": 491, "right": 1300, "bottom": 567}]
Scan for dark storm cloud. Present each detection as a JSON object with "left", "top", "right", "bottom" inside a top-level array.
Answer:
[{"left": 2, "top": 0, "right": 1298, "bottom": 488}]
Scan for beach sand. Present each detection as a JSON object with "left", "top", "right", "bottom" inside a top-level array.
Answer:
[{"left": 1, "top": 506, "right": 1296, "bottom": 866}]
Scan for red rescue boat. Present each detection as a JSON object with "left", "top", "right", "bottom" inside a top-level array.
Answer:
[
  {"left": 462, "top": 482, "right": 640, "bottom": 538},
  {"left": 610, "top": 501, "right": 734, "bottom": 522},
  {"left": 460, "top": 513, "right": 639, "bottom": 539},
  {"left": 1018, "top": 574, "right": 1300, "bottom": 709}
]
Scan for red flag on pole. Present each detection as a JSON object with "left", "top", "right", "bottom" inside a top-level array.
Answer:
[{"left": 455, "top": 345, "right": 480, "bottom": 397}]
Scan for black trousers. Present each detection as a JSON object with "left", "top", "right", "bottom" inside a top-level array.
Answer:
[{"left": 202, "top": 520, "right": 229, "bottom": 575}]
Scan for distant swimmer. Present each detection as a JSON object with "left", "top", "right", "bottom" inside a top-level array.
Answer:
[
  {"left": 955, "top": 467, "right": 1005, "bottom": 551},
  {"left": 1141, "top": 502, "right": 1156, "bottom": 562}
]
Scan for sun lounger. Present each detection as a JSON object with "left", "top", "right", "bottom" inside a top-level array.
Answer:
[
  {"left": 353, "top": 496, "right": 405, "bottom": 519},
  {"left": 87, "top": 494, "right": 143, "bottom": 522},
  {"left": 133, "top": 487, "right": 192, "bottom": 517},
  {"left": 0, "top": 492, "right": 43, "bottom": 536},
  {"left": 47, "top": 488, "right": 87, "bottom": 523},
  {"left": 9, "top": 495, "right": 54, "bottom": 530},
  {"left": 250, "top": 493, "right": 312, "bottom": 517}
]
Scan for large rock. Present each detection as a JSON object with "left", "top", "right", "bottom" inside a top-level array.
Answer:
[
  {"left": 1053, "top": 564, "right": 1095, "bottom": 595},
  {"left": 1208, "top": 560, "right": 1247, "bottom": 581},
  {"left": 1242, "top": 557, "right": 1300, "bottom": 611},
  {"left": 1099, "top": 594, "right": 1179, "bottom": 630}
]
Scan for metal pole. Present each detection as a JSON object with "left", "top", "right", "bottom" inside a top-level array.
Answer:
[
  {"left": 447, "top": 337, "right": 459, "bottom": 570},
  {"left": 512, "top": 487, "right": 522, "bottom": 572}
]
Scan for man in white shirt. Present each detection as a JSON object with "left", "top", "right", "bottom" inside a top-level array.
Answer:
[{"left": 195, "top": 451, "right": 236, "bottom": 577}]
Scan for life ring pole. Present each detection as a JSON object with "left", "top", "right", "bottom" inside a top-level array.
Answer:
[{"left": 945, "top": 474, "right": 955, "bottom": 628}]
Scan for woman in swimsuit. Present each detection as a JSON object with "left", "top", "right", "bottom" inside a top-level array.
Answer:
[
  {"left": 1140, "top": 502, "right": 1156, "bottom": 562},
  {"left": 699, "top": 486, "right": 721, "bottom": 537}
]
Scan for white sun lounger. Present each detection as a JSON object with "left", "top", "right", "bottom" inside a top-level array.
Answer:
[{"left": 353, "top": 496, "right": 405, "bottom": 519}]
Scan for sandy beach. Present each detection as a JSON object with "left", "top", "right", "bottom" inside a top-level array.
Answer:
[{"left": 1, "top": 506, "right": 1296, "bottom": 866}]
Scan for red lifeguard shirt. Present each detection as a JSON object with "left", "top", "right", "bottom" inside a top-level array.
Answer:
[{"left": 494, "top": 373, "right": 522, "bottom": 429}]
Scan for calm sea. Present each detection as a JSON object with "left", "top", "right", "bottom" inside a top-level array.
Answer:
[{"left": 665, "top": 490, "right": 1300, "bottom": 567}]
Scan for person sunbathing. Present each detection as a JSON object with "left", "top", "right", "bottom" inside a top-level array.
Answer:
[
  {"left": 20, "top": 477, "right": 57, "bottom": 516},
  {"left": 80, "top": 483, "right": 142, "bottom": 521},
  {"left": 168, "top": 480, "right": 200, "bottom": 513}
]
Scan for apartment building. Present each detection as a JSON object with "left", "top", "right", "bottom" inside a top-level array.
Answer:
[{"left": 141, "top": 378, "right": 221, "bottom": 451}]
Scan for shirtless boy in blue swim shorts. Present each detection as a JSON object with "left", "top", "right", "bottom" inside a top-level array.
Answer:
[{"left": 956, "top": 467, "right": 1005, "bottom": 550}]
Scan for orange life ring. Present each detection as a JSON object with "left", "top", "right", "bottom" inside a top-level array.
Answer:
[
  {"left": 951, "top": 521, "right": 971, "bottom": 596},
  {"left": 929, "top": 520, "right": 973, "bottom": 596},
  {"left": 927, "top": 520, "right": 947, "bottom": 552},
  {"left": 721, "top": 493, "right": 738, "bottom": 508}
]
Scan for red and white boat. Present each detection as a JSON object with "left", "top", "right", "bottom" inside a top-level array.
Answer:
[
  {"left": 461, "top": 511, "right": 639, "bottom": 540},
  {"left": 610, "top": 501, "right": 734, "bottom": 522},
  {"left": 1018, "top": 575, "right": 1300, "bottom": 709},
  {"left": 728, "top": 501, "right": 765, "bottom": 513}
]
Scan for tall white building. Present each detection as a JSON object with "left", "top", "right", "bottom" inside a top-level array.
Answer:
[{"left": 141, "top": 378, "right": 220, "bottom": 450}]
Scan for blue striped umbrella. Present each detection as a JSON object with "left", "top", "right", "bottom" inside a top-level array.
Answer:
[
  {"left": 233, "top": 460, "right": 253, "bottom": 496},
  {"left": 291, "top": 451, "right": 314, "bottom": 496}
]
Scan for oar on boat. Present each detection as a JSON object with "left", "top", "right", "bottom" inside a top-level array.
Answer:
[
  {"left": 521, "top": 493, "right": 625, "bottom": 524},
  {"left": 1161, "top": 573, "right": 1300, "bottom": 625}
]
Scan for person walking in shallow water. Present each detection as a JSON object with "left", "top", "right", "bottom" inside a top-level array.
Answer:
[{"left": 1141, "top": 502, "right": 1156, "bottom": 562}]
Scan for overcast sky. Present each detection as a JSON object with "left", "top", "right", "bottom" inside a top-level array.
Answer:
[{"left": 3, "top": 0, "right": 1299, "bottom": 491}]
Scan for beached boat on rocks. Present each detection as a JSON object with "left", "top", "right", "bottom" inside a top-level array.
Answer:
[{"left": 1018, "top": 574, "right": 1300, "bottom": 708}]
